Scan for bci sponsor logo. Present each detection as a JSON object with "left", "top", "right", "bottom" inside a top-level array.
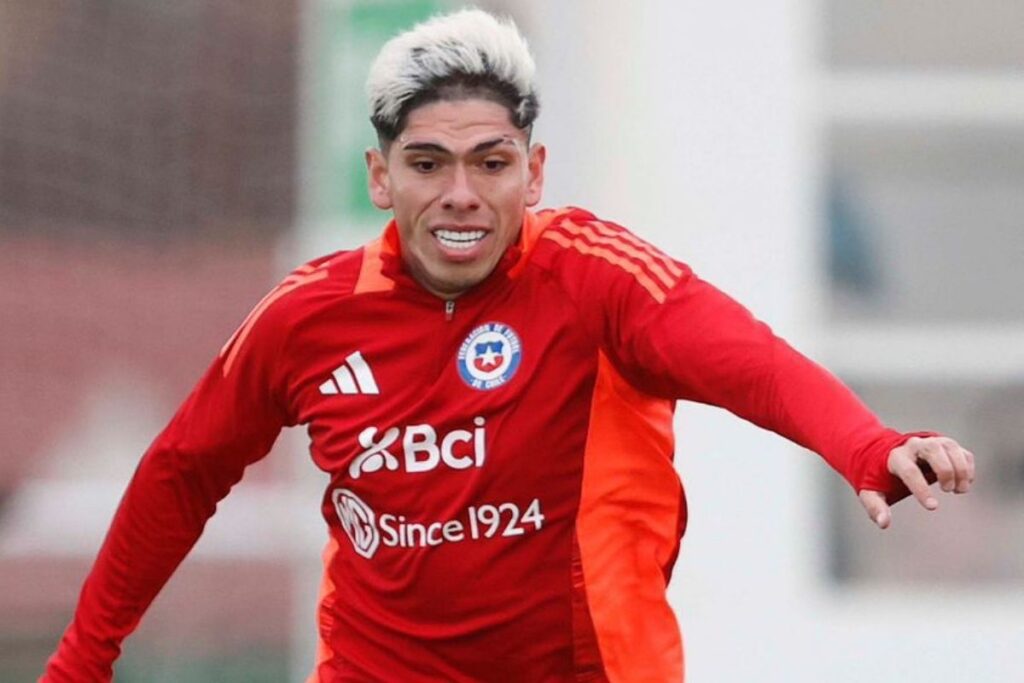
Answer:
[{"left": 348, "top": 417, "right": 487, "bottom": 480}]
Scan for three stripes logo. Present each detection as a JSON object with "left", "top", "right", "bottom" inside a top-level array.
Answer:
[{"left": 320, "top": 351, "right": 380, "bottom": 396}]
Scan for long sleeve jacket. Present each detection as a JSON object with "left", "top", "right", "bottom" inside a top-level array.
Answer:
[{"left": 43, "top": 207, "right": 925, "bottom": 682}]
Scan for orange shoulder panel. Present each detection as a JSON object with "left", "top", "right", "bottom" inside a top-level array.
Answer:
[
  {"left": 505, "top": 208, "right": 573, "bottom": 278},
  {"left": 354, "top": 236, "right": 396, "bottom": 295}
]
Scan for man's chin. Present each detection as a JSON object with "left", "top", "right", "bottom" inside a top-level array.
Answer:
[{"left": 422, "top": 265, "right": 490, "bottom": 299}]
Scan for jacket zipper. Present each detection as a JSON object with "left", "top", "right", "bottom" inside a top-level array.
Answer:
[{"left": 445, "top": 299, "right": 455, "bottom": 321}]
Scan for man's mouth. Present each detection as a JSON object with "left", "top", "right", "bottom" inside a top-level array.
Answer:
[{"left": 432, "top": 228, "right": 488, "bottom": 251}]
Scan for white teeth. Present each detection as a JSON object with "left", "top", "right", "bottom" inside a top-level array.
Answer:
[{"left": 434, "top": 229, "right": 486, "bottom": 250}]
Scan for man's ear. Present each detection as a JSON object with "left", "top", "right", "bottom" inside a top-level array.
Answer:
[
  {"left": 366, "top": 148, "right": 392, "bottom": 210},
  {"left": 525, "top": 143, "right": 546, "bottom": 207}
]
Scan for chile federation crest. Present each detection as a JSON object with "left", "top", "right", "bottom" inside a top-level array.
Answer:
[{"left": 457, "top": 322, "right": 522, "bottom": 391}]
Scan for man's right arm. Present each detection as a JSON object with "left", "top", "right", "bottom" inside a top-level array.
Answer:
[{"left": 41, "top": 278, "right": 297, "bottom": 682}]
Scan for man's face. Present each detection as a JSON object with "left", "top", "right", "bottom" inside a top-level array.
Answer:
[{"left": 366, "top": 99, "right": 546, "bottom": 298}]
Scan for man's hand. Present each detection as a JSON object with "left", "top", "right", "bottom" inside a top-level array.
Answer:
[{"left": 858, "top": 436, "right": 975, "bottom": 529}]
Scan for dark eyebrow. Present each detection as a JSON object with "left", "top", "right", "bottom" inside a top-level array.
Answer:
[
  {"left": 470, "top": 137, "right": 512, "bottom": 154},
  {"left": 400, "top": 137, "right": 513, "bottom": 156},
  {"left": 401, "top": 142, "right": 451, "bottom": 155}
]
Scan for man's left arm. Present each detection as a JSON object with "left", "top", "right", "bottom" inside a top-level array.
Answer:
[{"left": 603, "top": 258, "right": 975, "bottom": 527}]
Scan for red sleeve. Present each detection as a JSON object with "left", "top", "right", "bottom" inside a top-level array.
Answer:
[
  {"left": 612, "top": 267, "right": 934, "bottom": 499},
  {"left": 541, "top": 211, "right": 932, "bottom": 501},
  {"left": 41, "top": 285, "right": 294, "bottom": 682}
]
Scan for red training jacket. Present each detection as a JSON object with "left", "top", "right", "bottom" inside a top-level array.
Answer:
[{"left": 43, "top": 207, "right": 925, "bottom": 682}]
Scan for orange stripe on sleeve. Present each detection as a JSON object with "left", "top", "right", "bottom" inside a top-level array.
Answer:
[
  {"left": 576, "top": 352, "right": 686, "bottom": 682},
  {"left": 585, "top": 220, "right": 684, "bottom": 279},
  {"left": 220, "top": 269, "right": 327, "bottom": 377},
  {"left": 542, "top": 230, "right": 668, "bottom": 303},
  {"left": 559, "top": 220, "right": 680, "bottom": 290}
]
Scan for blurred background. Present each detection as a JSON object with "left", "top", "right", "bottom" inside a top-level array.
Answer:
[{"left": 1, "top": 0, "right": 1021, "bottom": 680}]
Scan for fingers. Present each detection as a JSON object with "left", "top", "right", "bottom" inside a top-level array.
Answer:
[
  {"left": 938, "top": 439, "right": 973, "bottom": 494},
  {"left": 914, "top": 437, "right": 956, "bottom": 495},
  {"left": 859, "top": 490, "right": 891, "bottom": 529},
  {"left": 910, "top": 436, "right": 974, "bottom": 495},
  {"left": 891, "top": 443, "right": 939, "bottom": 510},
  {"left": 891, "top": 436, "right": 977, "bottom": 512},
  {"left": 868, "top": 436, "right": 976, "bottom": 529}
]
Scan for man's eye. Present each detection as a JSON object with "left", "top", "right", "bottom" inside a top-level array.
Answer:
[
  {"left": 482, "top": 159, "right": 508, "bottom": 172},
  {"left": 412, "top": 160, "right": 437, "bottom": 173}
]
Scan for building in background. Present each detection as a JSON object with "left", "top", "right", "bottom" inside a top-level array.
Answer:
[{"left": 0, "top": 2, "right": 301, "bottom": 680}]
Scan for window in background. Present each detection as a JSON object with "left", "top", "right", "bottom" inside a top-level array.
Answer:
[
  {"left": 827, "top": 125, "right": 1024, "bottom": 324},
  {"left": 820, "top": 0, "right": 1024, "bottom": 586},
  {"left": 826, "top": 381, "right": 1024, "bottom": 585},
  {"left": 825, "top": 0, "right": 1024, "bottom": 69}
]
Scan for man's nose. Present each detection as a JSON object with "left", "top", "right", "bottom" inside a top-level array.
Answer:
[{"left": 440, "top": 164, "right": 481, "bottom": 212}]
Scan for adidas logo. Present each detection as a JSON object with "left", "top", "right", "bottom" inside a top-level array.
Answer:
[{"left": 320, "top": 351, "right": 379, "bottom": 396}]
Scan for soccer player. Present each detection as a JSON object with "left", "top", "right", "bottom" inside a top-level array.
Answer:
[{"left": 42, "top": 9, "right": 975, "bottom": 682}]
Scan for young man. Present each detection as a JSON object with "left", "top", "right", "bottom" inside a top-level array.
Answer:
[{"left": 43, "top": 9, "right": 974, "bottom": 682}]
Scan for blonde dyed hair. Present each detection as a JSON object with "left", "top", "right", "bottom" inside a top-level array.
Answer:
[{"left": 366, "top": 8, "right": 539, "bottom": 142}]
